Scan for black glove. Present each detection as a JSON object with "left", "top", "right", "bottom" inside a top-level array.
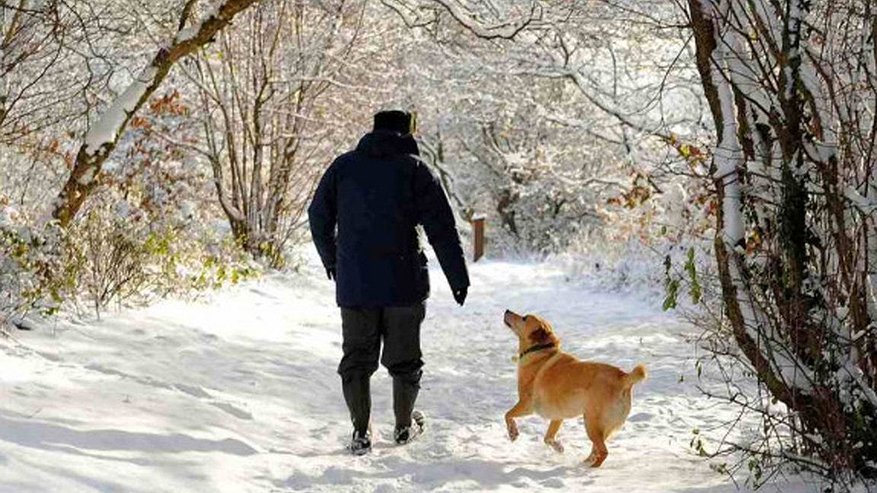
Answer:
[
  {"left": 326, "top": 267, "right": 336, "bottom": 281},
  {"left": 452, "top": 287, "right": 467, "bottom": 306}
]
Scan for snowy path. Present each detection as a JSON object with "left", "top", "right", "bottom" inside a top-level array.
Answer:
[{"left": 0, "top": 254, "right": 815, "bottom": 492}]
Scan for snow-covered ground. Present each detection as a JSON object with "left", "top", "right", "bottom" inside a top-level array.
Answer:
[{"left": 0, "top": 251, "right": 824, "bottom": 492}]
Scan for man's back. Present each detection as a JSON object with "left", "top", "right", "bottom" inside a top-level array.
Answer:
[{"left": 308, "top": 129, "right": 469, "bottom": 308}]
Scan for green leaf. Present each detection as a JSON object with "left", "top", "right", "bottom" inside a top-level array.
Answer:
[
  {"left": 663, "top": 279, "right": 679, "bottom": 311},
  {"left": 684, "top": 247, "right": 702, "bottom": 304}
]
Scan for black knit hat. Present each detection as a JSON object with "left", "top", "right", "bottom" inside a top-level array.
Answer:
[{"left": 373, "top": 110, "right": 416, "bottom": 135}]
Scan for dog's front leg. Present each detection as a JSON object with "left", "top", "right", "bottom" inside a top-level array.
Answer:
[{"left": 504, "top": 398, "right": 532, "bottom": 442}]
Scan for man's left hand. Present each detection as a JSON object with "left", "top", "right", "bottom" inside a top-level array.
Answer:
[{"left": 453, "top": 287, "right": 467, "bottom": 306}]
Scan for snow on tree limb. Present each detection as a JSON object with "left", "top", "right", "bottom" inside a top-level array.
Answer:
[
  {"left": 83, "top": 67, "right": 158, "bottom": 155},
  {"left": 431, "top": 0, "right": 539, "bottom": 40},
  {"left": 382, "top": 0, "right": 540, "bottom": 40},
  {"left": 51, "top": 0, "right": 262, "bottom": 227}
]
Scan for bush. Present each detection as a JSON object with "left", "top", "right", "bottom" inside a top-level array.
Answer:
[
  {"left": 0, "top": 204, "right": 74, "bottom": 328},
  {"left": 64, "top": 196, "right": 260, "bottom": 318},
  {"left": 1, "top": 194, "right": 260, "bottom": 327}
]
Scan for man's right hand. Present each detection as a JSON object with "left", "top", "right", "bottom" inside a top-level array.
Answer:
[
  {"left": 326, "top": 267, "right": 336, "bottom": 281},
  {"left": 453, "top": 287, "right": 467, "bottom": 306}
]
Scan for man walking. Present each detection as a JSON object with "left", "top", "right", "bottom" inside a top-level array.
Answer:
[{"left": 308, "top": 110, "right": 470, "bottom": 455}]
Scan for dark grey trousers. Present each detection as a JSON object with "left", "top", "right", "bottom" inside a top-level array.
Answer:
[{"left": 339, "top": 303, "right": 425, "bottom": 433}]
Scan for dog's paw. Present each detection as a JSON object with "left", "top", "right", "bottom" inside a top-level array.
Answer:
[
  {"left": 507, "top": 423, "right": 519, "bottom": 442},
  {"left": 547, "top": 440, "right": 564, "bottom": 453},
  {"left": 585, "top": 453, "right": 606, "bottom": 468}
]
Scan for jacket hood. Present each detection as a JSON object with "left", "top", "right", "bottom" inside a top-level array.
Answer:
[{"left": 356, "top": 131, "right": 420, "bottom": 158}]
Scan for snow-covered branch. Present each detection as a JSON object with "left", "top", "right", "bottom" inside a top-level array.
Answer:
[{"left": 51, "top": 0, "right": 262, "bottom": 227}]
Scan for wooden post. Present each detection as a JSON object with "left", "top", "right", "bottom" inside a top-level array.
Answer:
[{"left": 471, "top": 214, "right": 485, "bottom": 262}]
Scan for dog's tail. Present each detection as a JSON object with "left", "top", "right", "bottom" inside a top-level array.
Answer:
[{"left": 624, "top": 364, "right": 647, "bottom": 387}]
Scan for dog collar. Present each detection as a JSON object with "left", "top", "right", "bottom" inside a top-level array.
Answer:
[{"left": 518, "top": 342, "right": 556, "bottom": 359}]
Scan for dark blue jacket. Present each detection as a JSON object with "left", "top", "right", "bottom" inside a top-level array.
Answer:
[{"left": 308, "top": 131, "right": 470, "bottom": 308}]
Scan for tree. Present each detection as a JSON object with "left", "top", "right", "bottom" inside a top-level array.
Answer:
[
  {"left": 178, "top": 0, "right": 368, "bottom": 265},
  {"left": 688, "top": 0, "right": 877, "bottom": 480},
  {"left": 380, "top": 0, "right": 697, "bottom": 253},
  {"left": 51, "top": 0, "right": 262, "bottom": 227}
]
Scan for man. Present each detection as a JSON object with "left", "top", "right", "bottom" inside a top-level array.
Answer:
[{"left": 308, "top": 110, "right": 470, "bottom": 455}]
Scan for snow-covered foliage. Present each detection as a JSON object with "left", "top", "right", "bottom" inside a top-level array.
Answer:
[
  {"left": 0, "top": 204, "right": 70, "bottom": 328},
  {"left": 371, "top": 0, "right": 704, "bottom": 260},
  {"left": 2, "top": 0, "right": 704, "bottom": 282},
  {"left": 687, "top": 0, "right": 877, "bottom": 482},
  {"left": 66, "top": 191, "right": 260, "bottom": 318},
  {"left": 0, "top": 0, "right": 713, "bottom": 330},
  {"left": 175, "top": 0, "right": 376, "bottom": 266},
  {"left": 1, "top": 141, "right": 259, "bottom": 325}
]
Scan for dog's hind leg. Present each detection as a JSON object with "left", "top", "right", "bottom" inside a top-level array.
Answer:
[
  {"left": 585, "top": 413, "right": 609, "bottom": 467},
  {"left": 584, "top": 414, "right": 609, "bottom": 468},
  {"left": 504, "top": 397, "right": 532, "bottom": 442},
  {"left": 543, "top": 420, "right": 564, "bottom": 453}
]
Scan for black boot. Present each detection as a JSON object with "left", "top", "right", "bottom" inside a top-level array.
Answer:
[
  {"left": 348, "top": 429, "right": 371, "bottom": 456},
  {"left": 394, "top": 410, "right": 425, "bottom": 445},
  {"left": 342, "top": 374, "right": 372, "bottom": 453},
  {"left": 393, "top": 374, "right": 425, "bottom": 445}
]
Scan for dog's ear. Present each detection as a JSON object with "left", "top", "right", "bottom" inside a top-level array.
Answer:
[{"left": 529, "top": 328, "right": 550, "bottom": 344}]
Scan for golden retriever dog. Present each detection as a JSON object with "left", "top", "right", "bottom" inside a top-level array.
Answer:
[{"left": 502, "top": 309, "right": 646, "bottom": 467}]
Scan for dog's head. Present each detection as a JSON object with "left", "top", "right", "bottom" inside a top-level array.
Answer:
[{"left": 503, "top": 310, "right": 560, "bottom": 353}]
